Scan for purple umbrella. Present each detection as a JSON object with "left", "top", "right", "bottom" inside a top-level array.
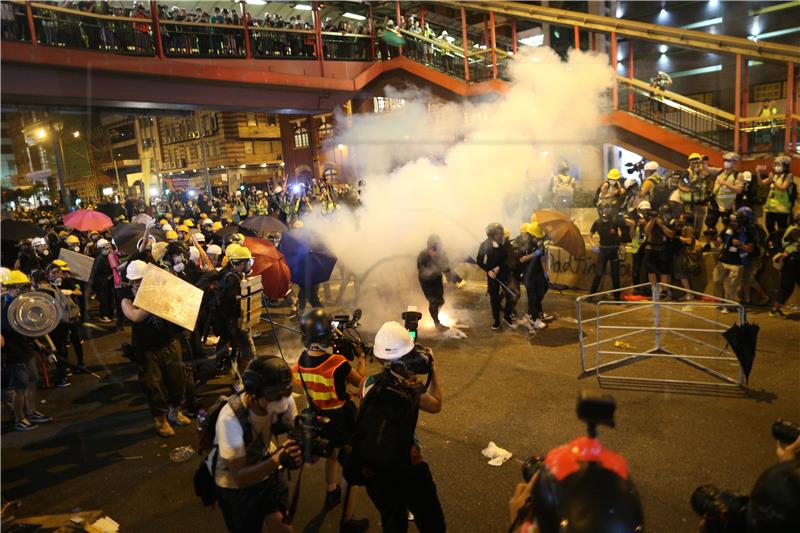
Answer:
[{"left": 278, "top": 229, "right": 337, "bottom": 288}]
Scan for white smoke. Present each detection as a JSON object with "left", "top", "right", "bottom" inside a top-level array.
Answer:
[{"left": 305, "top": 47, "right": 612, "bottom": 326}]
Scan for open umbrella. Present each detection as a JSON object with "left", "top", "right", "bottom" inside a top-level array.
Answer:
[
  {"left": 111, "top": 223, "right": 165, "bottom": 256},
  {"left": 723, "top": 322, "right": 759, "bottom": 383},
  {"left": 278, "top": 229, "right": 337, "bottom": 288},
  {"left": 95, "top": 202, "right": 125, "bottom": 220},
  {"left": 1, "top": 220, "right": 45, "bottom": 241},
  {"left": 381, "top": 29, "right": 406, "bottom": 47},
  {"left": 243, "top": 236, "right": 292, "bottom": 299},
  {"left": 214, "top": 224, "right": 241, "bottom": 242},
  {"left": 240, "top": 215, "right": 288, "bottom": 235},
  {"left": 63, "top": 210, "right": 113, "bottom": 232},
  {"left": 533, "top": 210, "right": 586, "bottom": 257},
  {"left": 132, "top": 213, "right": 154, "bottom": 226}
]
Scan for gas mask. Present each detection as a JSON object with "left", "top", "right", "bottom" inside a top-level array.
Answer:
[
  {"left": 774, "top": 165, "right": 784, "bottom": 174},
  {"left": 51, "top": 276, "right": 63, "bottom": 288},
  {"left": 723, "top": 161, "right": 734, "bottom": 170},
  {"left": 266, "top": 395, "right": 291, "bottom": 416}
]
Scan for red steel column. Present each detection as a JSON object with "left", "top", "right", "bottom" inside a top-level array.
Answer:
[
  {"left": 511, "top": 19, "right": 517, "bottom": 54},
  {"left": 368, "top": 3, "right": 375, "bottom": 60},
  {"left": 574, "top": 25, "right": 580, "bottom": 50},
  {"left": 734, "top": 54, "right": 741, "bottom": 153},
  {"left": 461, "top": 6, "right": 470, "bottom": 81},
  {"left": 26, "top": 1, "right": 37, "bottom": 44},
  {"left": 150, "top": 1, "right": 164, "bottom": 59},
  {"left": 786, "top": 62, "right": 795, "bottom": 154},
  {"left": 611, "top": 31, "right": 618, "bottom": 111},
  {"left": 628, "top": 42, "right": 634, "bottom": 111},
  {"left": 313, "top": 1, "right": 324, "bottom": 75},
  {"left": 240, "top": 0, "right": 251, "bottom": 59},
  {"left": 489, "top": 10, "right": 497, "bottom": 80}
]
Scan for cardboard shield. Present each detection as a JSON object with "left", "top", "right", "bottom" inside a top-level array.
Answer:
[
  {"left": 133, "top": 263, "right": 203, "bottom": 331},
  {"left": 58, "top": 248, "right": 95, "bottom": 282},
  {"left": 239, "top": 276, "right": 263, "bottom": 329}
]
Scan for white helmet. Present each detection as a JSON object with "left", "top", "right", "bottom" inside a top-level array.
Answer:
[
  {"left": 31, "top": 237, "right": 47, "bottom": 247},
  {"left": 193, "top": 232, "right": 206, "bottom": 243},
  {"left": 162, "top": 223, "right": 173, "bottom": 232},
  {"left": 373, "top": 321, "right": 414, "bottom": 361},
  {"left": 637, "top": 200, "right": 652, "bottom": 211},
  {"left": 188, "top": 246, "right": 200, "bottom": 264},
  {"left": 644, "top": 161, "right": 659, "bottom": 171},
  {"left": 97, "top": 238, "right": 111, "bottom": 249},
  {"left": 205, "top": 244, "right": 222, "bottom": 256},
  {"left": 126, "top": 259, "right": 147, "bottom": 281},
  {"left": 0, "top": 267, "right": 11, "bottom": 285},
  {"left": 201, "top": 218, "right": 213, "bottom": 227}
]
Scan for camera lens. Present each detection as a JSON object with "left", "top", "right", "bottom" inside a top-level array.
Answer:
[{"left": 521, "top": 455, "right": 543, "bottom": 482}]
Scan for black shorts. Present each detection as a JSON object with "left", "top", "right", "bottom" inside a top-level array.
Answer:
[
  {"left": 8, "top": 358, "right": 39, "bottom": 391},
  {"left": 321, "top": 401, "right": 357, "bottom": 448},
  {"left": 644, "top": 248, "right": 671, "bottom": 276},
  {"left": 216, "top": 472, "right": 288, "bottom": 533}
]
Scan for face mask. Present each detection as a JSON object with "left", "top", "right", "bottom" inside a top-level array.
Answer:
[
  {"left": 774, "top": 165, "right": 783, "bottom": 174},
  {"left": 266, "top": 395, "right": 291, "bottom": 416},
  {"left": 72, "top": 246, "right": 80, "bottom": 252},
  {"left": 723, "top": 161, "right": 734, "bottom": 170},
  {"left": 52, "top": 277, "right": 63, "bottom": 287}
]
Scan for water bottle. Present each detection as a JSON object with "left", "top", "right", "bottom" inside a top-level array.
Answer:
[{"left": 196, "top": 408, "right": 207, "bottom": 432}]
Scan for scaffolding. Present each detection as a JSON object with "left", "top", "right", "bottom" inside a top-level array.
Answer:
[{"left": 576, "top": 282, "right": 746, "bottom": 392}]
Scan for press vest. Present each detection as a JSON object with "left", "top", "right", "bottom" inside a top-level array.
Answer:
[
  {"left": 680, "top": 169, "right": 708, "bottom": 204},
  {"left": 714, "top": 171, "right": 739, "bottom": 210},
  {"left": 294, "top": 354, "right": 348, "bottom": 410},
  {"left": 766, "top": 174, "right": 792, "bottom": 214}
]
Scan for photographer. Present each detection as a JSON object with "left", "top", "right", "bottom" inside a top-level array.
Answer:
[
  {"left": 712, "top": 213, "right": 753, "bottom": 310},
  {"left": 212, "top": 356, "right": 302, "bottom": 533},
  {"left": 644, "top": 204, "right": 676, "bottom": 294},
  {"left": 349, "top": 321, "right": 445, "bottom": 533},
  {"left": 706, "top": 152, "right": 746, "bottom": 239},
  {"left": 293, "top": 308, "right": 369, "bottom": 532},
  {"left": 680, "top": 153, "right": 715, "bottom": 235}
]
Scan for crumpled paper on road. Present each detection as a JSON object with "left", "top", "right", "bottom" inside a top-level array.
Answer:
[
  {"left": 481, "top": 441, "right": 513, "bottom": 466},
  {"left": 613, "top": 340, "right": 633, "bottom": 349}
]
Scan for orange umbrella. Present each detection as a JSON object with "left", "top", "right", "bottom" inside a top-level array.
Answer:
[
  {"left": 243, "top": 236, "right": 292, "bottom": 299},
  {"left": 532, "top": 209, "right": 586, "bottom": 257}
]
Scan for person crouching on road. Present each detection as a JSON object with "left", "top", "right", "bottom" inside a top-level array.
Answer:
[
  {"left": 293, "top": 308, "right": 369, "bottom": 532},
  {"left": 121, "top": 260, "right": 190, "bottom": 437},
  {"left": 417, "top": 234, "right": 463, "bottom": 331}
]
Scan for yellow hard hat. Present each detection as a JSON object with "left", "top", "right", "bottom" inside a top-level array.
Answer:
[
  {"left": 211, "top": 221, "right": 223, "bottom": 232},
  {"left": 226, "top": 244, "right": 253, "bottom": 261},
  {"left": 51, "top": 259, "right": 71, "bottom": 272},
  {"left": 184, "top": 219, "right": 195, "bottom": 228},
  {"left": 58, "top": 230, "right": 68, "bottom": 238},
  {"left": 519, "top": 223, "right": 531, "bottom": 234},
  {"left": 165, "top": 213, "right": 173, "bottom": 219},
  {"left": 66, "top": 235, "right": 80, "bottom": 245},
  {"left": 159, "top": 219, "right": 168, "bottom": 225},
  {"left": 607, "top": 168, "right": 621, "bottom": 180},
  {"left": 165, "top": 230, "right": 179, "bottom": 241},
  {"left": 688, "top": 152, "right": 703, "bottom": 162},
  {"left": 230, "top": 233, "right": 245, "bottom": 244},
  {"left": 3, "top": 270, "right": 31, "bottom": 286},
  {"left": 151, "top": 241, "right": 169, "bottom": 262},
  {"left": 199, "top": 213, "right": 208, "bottom": 220},
  {"left": 528, "top": 221, "right": 545, "bottom": 238},
  {"left": 177, "top": 225, "right": 189, "bottom": 233}
]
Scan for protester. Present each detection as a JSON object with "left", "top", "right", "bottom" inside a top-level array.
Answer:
[{"left": 417, "top": 235, "right": 463, "bottom": 330}]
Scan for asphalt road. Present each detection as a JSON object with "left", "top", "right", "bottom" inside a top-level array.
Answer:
[{"left": 2, "top": 285, "right": 799, "bottom": 532}]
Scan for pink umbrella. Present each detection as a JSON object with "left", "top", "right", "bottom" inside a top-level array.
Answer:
[{"left": 63, "top": 209, "right": 113, "bottom": 232}]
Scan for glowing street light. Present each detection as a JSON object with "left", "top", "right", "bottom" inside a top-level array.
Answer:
[
  {"left": 35, "top": 128, "right": 47, "bottom": 140},
  {"left": 72, "top": 131, "right": 80, "bottom": 138}
]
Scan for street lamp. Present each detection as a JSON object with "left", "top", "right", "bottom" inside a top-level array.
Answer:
[
  {"left": 35, "top": 128, "right": 47, "bottom": 140},
  {"left": 72, "top": 131, "right": 80, "bottom": 138}
]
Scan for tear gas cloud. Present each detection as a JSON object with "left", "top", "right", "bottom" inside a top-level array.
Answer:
[{"left": 304, "top": 47, "right": 612, "bottom": 326}]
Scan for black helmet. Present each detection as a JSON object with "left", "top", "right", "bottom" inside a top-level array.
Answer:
[
  {"left": 243, "top": 356, "right": 293, "bottom": 398},
  {"left": 659, "top": 204, "right": 672, "bottom": 215},
  {"left": 486, "top": 222, "right": 503, "bottom": 238},
  {"left": 300, "top": 307, "right": 333, "bottom": 347},
  {"left": 746, "top": 459, "right": 800, "bottom": 533},
  {"left": 531, "top": 438, "right": 645, "bottom": 533}
]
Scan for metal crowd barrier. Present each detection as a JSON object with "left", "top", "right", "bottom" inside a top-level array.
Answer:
[{"left": 576, "top": 282, "right": 746, "bottom": 391}]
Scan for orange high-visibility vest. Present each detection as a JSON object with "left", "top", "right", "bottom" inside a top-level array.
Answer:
[{"left": 293, "top": 354, "right": 348, "bottom": 410}]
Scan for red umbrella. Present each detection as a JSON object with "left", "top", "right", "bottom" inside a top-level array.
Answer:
[
  {"left": 63, "top": 209, "right": 113, "bottom": 232},
  {"left": 243, "top": 236, "right": 292, "bottom": 299}
]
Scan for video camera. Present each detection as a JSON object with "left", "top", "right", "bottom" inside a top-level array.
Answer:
[
  {"left": 522, "top": 392, "right": 616, "bottom": 482},
  {"left": 331, "top": 308, "right": 372, "bottom": 361},
  {"left": 625, "top": 159, "right": 646, "bottom": 175},
  {"left": 292, "top": 409, "right": 333, "bottom": 463}
]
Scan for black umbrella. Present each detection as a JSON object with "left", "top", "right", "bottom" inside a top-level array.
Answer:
[
  {"left": 1, "top": 220, "right": 46, "bottom": 241},
  {"left": 111, "top": 223, "right": 165, "bottom": 256},
  {"left": 214, "top": 224, "right": 241, "bottom": 241},
  {"left": 240, "top": 215, "right": 288, "bottom": 235},
  {"left": 95, "top": 202, "right": 125, "bottom": 220},
  {"left": 723, "top": 322, "right": 759, "bottom": 383}
]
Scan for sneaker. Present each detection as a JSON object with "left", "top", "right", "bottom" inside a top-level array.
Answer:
[
  {"left": 154, "top": 415, "right": 175, "bottom": 438},
  {"left": 434, "top": 322, "right": 449, "bottom": 332},
  {"left": 97, "top": 316, "right": 112, "bottom": 324},
  {"left": 340, "top": 518, "right": 370, "bottom": 533},
  {"left": 167, "top": 407, "right": 191, "bottom": 427},
  {"left": 720, "top": 308, "right": 730, "bottom": 314},
  {"left": 502, "top": 316, "right": 514, "bottom": 328},
  {"left": 533, "top": 318, "right": 547, "bottom": 330},
  {"left": 539, "top": 312, "right": 555, "bottom": 322},
  {"left": 27, "top": 411, "right": 52, "bottom": 424},
  {"left": 14, "top": 419, "right": 38, "bottom": 431},
  {"left": 325, "top": 485, "right": 342, "bottom": 510},
  {"left": 769, "top": 308, "right": 786, "bottom": 318},
  {"left": 491, "top": 321, "right": 501, "bottom": 331},
  {"left": 55, "top": 379, "right": 72, "bottom": 388}
]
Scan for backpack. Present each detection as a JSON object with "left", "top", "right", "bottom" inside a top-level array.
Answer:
[
  {"left": 193, "top": 394, "right": 251, "bottom": 506},
  {"left": 348, "top": 373, "right": 419, "bottom": 479},
  {"left": 647, "top": 176, "right": 670, "bottom": 210}
]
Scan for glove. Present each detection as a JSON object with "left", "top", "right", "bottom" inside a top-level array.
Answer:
[
  {"left": 592, "top": 246, "right": 600, "bottom": 254},
  {"left": 47, "top": 353, "right": 58, "bottom": 364},
  {"left": 533, "top": 249, "right": 543, "bottom": 258}
]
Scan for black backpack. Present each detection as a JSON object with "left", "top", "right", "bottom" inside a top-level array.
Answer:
[
  {"left": 193, "top": 394, "right": 251, "bottom": 506},
  {"left": 647, "top": 176, "right": 670, "bottom": 210},
  {"left": 349, "top": 373, "right": 419, "bottom": 478}
]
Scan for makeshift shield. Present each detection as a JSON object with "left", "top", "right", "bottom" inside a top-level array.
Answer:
[
  {"left": 58, "top": 248, "right": 95, "bottom": 282},
  {"left": 6, "top": 290, "right": 63, "bottom": 337},
  {"left": 239, "top": 276, "right": 264, "bottom": 329},
  {"left": 132, "top": 263, "right": 203, "bottom": 331}
]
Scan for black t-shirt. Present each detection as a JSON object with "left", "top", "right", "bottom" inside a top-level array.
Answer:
[
  {"left": 120, "top": 286, "right": 182, "bottom": 352},
  {"left": 1, "top": 297, "right": 37, "bottom": 365},
  {"left": 298, "top": 351, "right": 351, "bottom": 401},
  {"left": 719, "top": 227, "right": 755, "bottom": 266},
  {"left": 591, "top": 219, "right": 623, "bottom": 247}
]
